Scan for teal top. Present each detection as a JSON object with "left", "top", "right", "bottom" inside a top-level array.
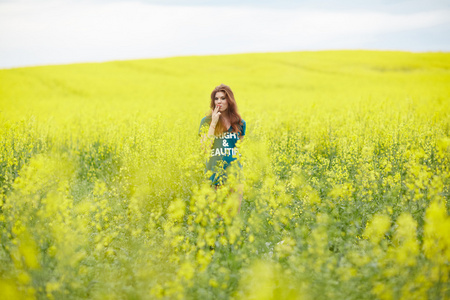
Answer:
[{"left": 198, "top": 116, "right": 246, "bottom": 184}]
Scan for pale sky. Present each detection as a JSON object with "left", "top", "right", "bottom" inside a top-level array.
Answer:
[{"left": 0, "top": 0, "right": 449, "bottom": 69}]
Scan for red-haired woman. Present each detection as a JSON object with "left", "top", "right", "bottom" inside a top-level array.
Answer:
[{"left": 198, "top": 84, "right": 246, "bottom": 210}]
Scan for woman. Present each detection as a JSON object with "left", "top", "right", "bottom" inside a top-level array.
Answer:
[{"left": 198, "top": 84, "right": 246, "bottom": 209}]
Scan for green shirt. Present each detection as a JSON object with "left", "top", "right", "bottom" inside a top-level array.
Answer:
[{"left": 198, "top": 116, "right": 246, "bottom": 183}]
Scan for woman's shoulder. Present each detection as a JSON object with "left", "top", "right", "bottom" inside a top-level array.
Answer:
[
  {"left": 198, "top": 116, "right": 212, "bottom": 136},
  {"left": 200, "top": 115, "right": 212, "bottom": 124}
]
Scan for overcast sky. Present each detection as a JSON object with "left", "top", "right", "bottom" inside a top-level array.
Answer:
[{"left": 0, "top": 0, "right": 449, "bottom": 69}]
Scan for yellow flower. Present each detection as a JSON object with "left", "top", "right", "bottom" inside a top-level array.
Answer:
[
  {"left": 363, "top": 214, "right": 391, "bottom": 244},
  {"left": 168, "top": 198, "right": 186, "bottom": 222}
]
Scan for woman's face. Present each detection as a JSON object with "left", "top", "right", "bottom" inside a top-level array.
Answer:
[{"left": 214, "top": 91, "right": 228, "bottom": 112}]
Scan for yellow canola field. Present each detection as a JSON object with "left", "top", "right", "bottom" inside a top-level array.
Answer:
[{"left": 0, "top": 50, "right": 449, "bottom": 299}]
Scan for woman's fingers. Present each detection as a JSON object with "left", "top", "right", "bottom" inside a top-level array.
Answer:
[{"left": 214, "top": 105, "right": 220, "bottom": 114}]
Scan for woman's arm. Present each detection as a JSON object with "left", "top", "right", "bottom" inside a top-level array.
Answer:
[
  {"left": 200, "top": 106, "right": 221, "bottom": 150},
  {"left": 207, "top": 122, "right": 216, "bottom": 138}
]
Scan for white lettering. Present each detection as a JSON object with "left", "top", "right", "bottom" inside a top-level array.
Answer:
[
  {"left": 210, "top": 147, "right": 240, "bottom": 157},
  {"left": 214, "top": 132, "right": 238, "bottom": 139}
]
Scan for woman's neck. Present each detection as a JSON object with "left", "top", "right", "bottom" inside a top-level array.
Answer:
[{"left": 221, "top": 112, "right": 230, "bottom": 124}]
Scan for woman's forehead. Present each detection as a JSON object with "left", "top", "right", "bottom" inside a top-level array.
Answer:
[{"left": 215, "top": 91, "right": 226, "bottom": 97}]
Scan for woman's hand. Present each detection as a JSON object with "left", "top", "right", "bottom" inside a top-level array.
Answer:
[{"left": 211, "top": 105, "right": 221, "bottom": 126}]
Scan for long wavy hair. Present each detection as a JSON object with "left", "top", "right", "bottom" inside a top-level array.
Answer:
[{"left": 209, "top": 84, "right": 243, "bottom": 135}]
